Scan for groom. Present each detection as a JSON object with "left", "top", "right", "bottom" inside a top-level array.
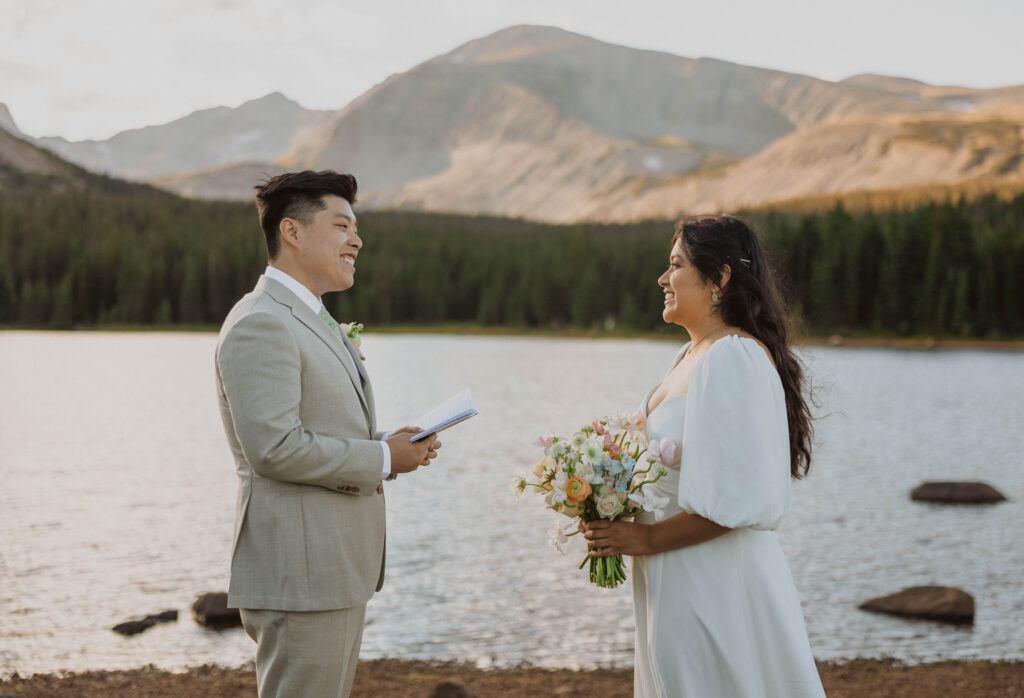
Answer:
[{"left": 215, "top": 170, "right": 440, "bottom": 697}]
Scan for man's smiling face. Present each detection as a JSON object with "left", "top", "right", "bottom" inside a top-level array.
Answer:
[{"left": 294, "top": 194, "right": 361, "bottom": 296}]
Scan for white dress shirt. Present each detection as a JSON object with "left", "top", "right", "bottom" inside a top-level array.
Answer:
[{"left": 265, "top": 265, "right": 391, "bottom": 478}]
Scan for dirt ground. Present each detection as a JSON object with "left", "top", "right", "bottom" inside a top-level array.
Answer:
[{"left": 2, "top": 658, "right": 1023, "bottom": 697}]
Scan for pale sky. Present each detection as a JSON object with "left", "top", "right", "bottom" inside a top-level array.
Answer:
[{"left": 3, "top": 0, "right": 1023, "bottom": 141}]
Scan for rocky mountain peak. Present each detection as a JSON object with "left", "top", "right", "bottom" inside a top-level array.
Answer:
[
  {"left": 442, "top": 24, "right": 599, "bottom": 64},
  {"left": 0, "top": 103, "right": 22, "bottom": 136}
]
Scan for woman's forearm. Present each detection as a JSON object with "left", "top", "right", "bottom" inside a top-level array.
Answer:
[{"left": 644, "top": 511, "right": 730, "bottom": 554}]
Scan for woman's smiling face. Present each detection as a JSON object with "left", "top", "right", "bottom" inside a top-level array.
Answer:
[{"left": 657, "top": 239, "right": 711, "bottom": 327}]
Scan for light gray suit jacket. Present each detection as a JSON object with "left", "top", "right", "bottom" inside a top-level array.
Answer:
[{"left": 216, "top": 275, "right": 388, "bottom": 611}]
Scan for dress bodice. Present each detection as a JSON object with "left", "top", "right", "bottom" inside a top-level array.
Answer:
[
  {"left": 638, "top": 336, "right": 792, "bottom": 531},
  {"left": 637, "top": 389, "right": 685, "bottom": 522},
  {"left": 644, "top": 393, "right": 684, "bottom": 472}
]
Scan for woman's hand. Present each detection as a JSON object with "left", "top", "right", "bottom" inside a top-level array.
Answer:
[{"left": 580, "top": 519, "right": 652, "bottom": 557}]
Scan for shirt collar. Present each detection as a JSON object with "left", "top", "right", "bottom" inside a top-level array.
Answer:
[{"left": 265, "top": 265, "right": 323, "bottom": 315}]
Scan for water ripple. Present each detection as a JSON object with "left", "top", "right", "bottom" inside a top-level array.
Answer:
[{"left": 1, "top": 333, "right": 1022, "bottom": 677}]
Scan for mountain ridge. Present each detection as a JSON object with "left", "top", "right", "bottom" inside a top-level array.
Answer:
[{"left": 9, "top": 24, "right": 1024, "bottom": 221}]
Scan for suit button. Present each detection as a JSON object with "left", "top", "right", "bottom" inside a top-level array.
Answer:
[{"left": 376, "top": 483, "right": 384, "bottom": 494}]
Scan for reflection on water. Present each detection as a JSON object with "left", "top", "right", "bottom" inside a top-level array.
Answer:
[{"left": 1, "top": 332, "right": 1022, "bottom": 676}]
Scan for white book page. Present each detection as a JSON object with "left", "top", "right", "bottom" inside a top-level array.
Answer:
[{"left": 408, "top": 388, "right": 478, "bottom": 441}]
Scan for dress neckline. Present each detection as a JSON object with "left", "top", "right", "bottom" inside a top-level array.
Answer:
[
  {"left": 646, "top": 335, "right": 773, "bottom": 416},
  {"left": 645, "top": 392, "right": 687, "bottom": 419}
]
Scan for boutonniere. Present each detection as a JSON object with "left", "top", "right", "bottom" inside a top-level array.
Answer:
[{"left": 342, "top": 322, "right": 366, "bottom": 360}]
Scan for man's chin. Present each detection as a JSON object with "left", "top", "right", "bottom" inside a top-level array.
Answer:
[{"left": 334, "top": 273, "right": 355, "bottom": 292}]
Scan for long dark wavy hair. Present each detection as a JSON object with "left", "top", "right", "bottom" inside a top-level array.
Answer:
[{"left": 673, "top": 215, "right": 813, "bottom": 478}]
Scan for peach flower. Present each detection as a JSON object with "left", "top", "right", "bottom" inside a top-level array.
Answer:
[{"left": 564, "top": 476, "right": 593, "bottom": 505}]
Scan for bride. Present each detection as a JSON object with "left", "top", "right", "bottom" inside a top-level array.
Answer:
[{"left": 582, "top": 216, "right": 825, "bottom": 697}]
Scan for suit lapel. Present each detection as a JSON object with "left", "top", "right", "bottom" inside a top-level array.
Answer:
[
  {"left": 341, "top": 333, "right": 377, "bottom": 433},
  {"left": 259, "top": 276, "right": 372, "bottom": 423}
]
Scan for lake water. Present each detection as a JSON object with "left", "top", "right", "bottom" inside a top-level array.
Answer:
[{"left": 1, "top": 332, "right": 1022, "bottom": 677}]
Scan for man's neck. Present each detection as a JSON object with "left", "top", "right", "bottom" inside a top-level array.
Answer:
[
  {"left": 268, "top": 261, "right": 321, "bottom": 300},
  {"left": 265, "top": 264, "right": 323, "bottom": 316}
]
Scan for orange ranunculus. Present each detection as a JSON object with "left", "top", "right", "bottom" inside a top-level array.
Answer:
[{"left": 565, "top": 476, "right": 592, "bottom": 505}]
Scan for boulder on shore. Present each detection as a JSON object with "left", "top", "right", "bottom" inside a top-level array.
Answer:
[
  {"left": 910, "top": 481, "right": 1006, "bottom": 504},
  {"left": 429, "top": 682, "right": 476, "bottom": 698},
  {"left": 192, "top": 592, "right": 242, "bottom": 629},
  {"left": 859, "top": 586, "right": 974, "bottom": 624}
]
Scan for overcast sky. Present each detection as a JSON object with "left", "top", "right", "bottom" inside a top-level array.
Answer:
[{"left": 3, "top": 0, "right": 1023, "bottom": 141}]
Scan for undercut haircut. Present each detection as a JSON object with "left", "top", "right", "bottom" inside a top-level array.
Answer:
[{"left": 254, "top": 170, "right": 358, "bottom": 259}]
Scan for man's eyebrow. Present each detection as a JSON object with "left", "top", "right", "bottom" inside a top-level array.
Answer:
[{"left": 333, "top": 212, "right": 355, "bottom": 222}]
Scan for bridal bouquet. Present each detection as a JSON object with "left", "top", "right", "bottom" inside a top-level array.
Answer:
[{"left": 511, "top": 412, "right": 676, "bottom": 588}]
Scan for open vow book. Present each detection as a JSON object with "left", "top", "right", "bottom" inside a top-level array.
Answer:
[{"left": 409, "top": 388, "right": 479, "bottom": 442}]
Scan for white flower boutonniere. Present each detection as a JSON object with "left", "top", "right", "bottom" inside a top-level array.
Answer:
[{"left": 342, "top": 322, "right": 366, "bottom": 361}]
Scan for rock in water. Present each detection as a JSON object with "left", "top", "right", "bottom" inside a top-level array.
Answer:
[
  {"left": 144, "top": 609, "right": 179, "bottom": 623},
  {"left": 111, "top": 609, "right": 178, "bottom": 636},
  {"left": 112, "top": 619, "right": 157, "bottom": 636},
  {"left": 429, "top": 682, "right": 476, "bottom": 698},
  {"left": 192, "top": 592, "right": 242, "bottom": 629},
  {"left": 910, "top": 481, "right": 1006, "bottom": 503},
  {"left": 859, "top": 586, "right": 974, "bottom": 624}
]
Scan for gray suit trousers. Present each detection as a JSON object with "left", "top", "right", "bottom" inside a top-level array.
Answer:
[{"left": 240, "top": 605, "right": 366, "bottom": 698}]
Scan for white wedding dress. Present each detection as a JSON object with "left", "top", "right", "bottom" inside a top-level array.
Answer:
[{"left": 632, "top": 336, "right": 825, "bottom": 697}]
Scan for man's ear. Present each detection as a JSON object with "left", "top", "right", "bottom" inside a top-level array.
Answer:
[{"left": 279, "top": 218, "right": 301, "bottom": 252}]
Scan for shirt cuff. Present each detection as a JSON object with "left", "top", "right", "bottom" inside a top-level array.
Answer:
[{"left": 380, "top": 436, "right": 391, "bottom": 479}]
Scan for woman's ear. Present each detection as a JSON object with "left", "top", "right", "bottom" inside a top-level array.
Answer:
[{"left": 719, "top": 264, "right": 733, "bottom": 291}]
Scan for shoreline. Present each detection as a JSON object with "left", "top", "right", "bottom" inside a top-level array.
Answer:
[
  {"left": 2, "top": 324, "right": 1023, "bottom": 351},
  {"left": 2, "top": 659, "right": 1023, "bottom": 697}
]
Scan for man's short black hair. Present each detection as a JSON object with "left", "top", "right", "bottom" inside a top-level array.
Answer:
[{"left": 254, "top": 170, "right": 358, "bottom": 259}]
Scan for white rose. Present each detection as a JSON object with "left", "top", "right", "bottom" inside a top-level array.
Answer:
[{"left": 595, "top": 493, "right": 624, "bottom": 519}]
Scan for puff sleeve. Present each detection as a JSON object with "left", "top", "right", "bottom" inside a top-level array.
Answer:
[{"left": 677, "top": 336, "right": 792, "bottom": 530}]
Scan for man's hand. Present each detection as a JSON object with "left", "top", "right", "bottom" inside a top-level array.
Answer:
[{"left": 386, "top": 428, "right": 441, "bottom": 474}]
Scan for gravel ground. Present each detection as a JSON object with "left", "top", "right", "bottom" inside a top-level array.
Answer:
[{"left": 2, "top": 658, "right": 1023, "bottom": 697}]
